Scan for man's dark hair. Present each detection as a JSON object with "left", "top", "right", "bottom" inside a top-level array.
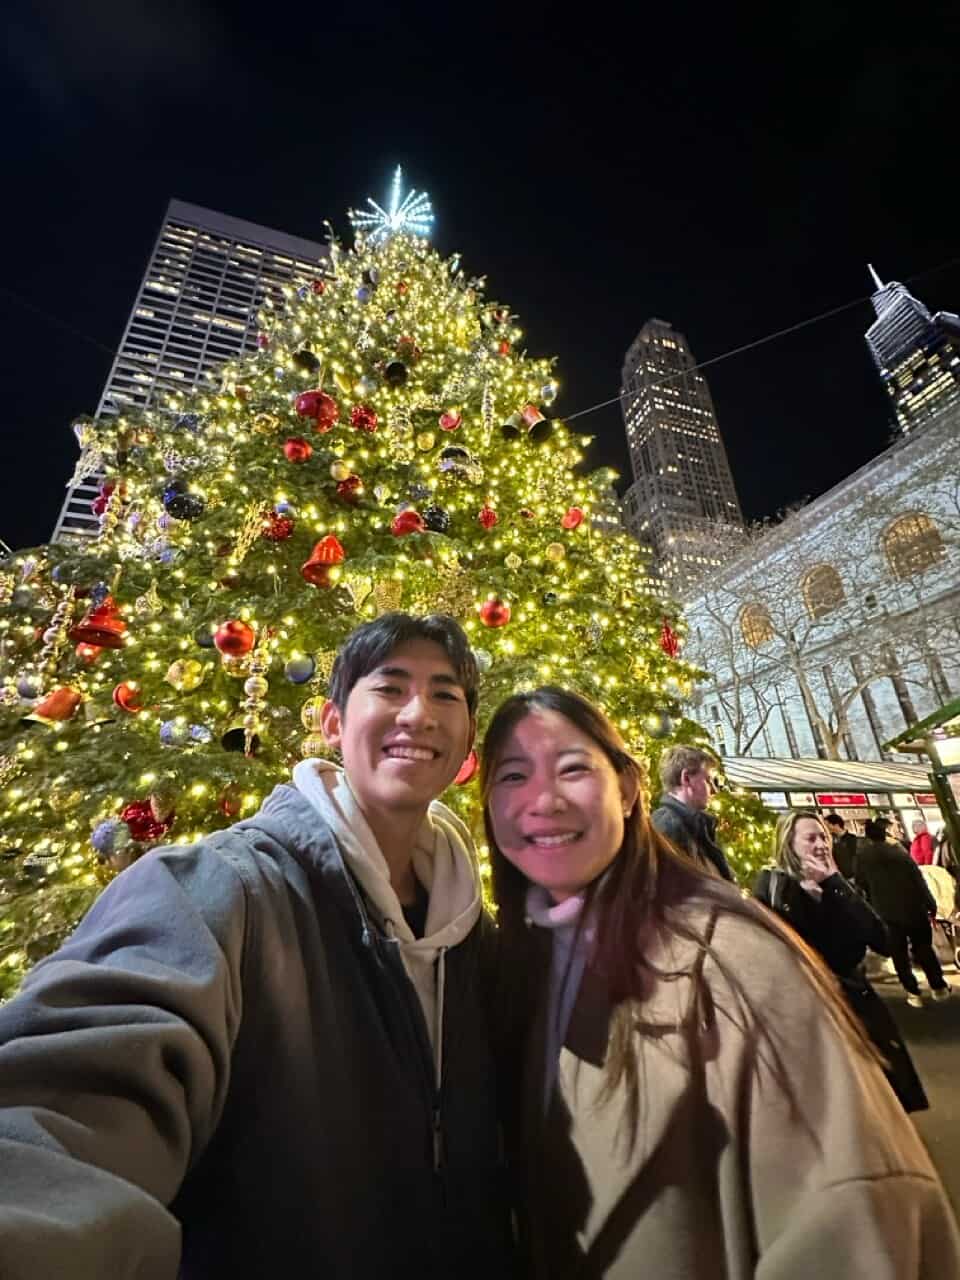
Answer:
[
  {"left": 864, "top": 817, "right": 889, "bottom": 841},
  {"left": 328, "top": 613, "right": 479, "bottom": 715},
  {"left": 824, "top": 813, "right": 845, "bottom": 830}
]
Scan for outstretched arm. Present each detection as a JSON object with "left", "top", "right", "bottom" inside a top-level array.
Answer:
[{"left": 0, "top": 843, "right": 246, "bottom": 1279}]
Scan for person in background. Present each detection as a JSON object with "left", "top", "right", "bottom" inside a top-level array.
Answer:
[
  {"left": 0, "top": 613, "right": 514, "bottom": 1279},
  {"left": 824, "top": 811, "right": 859, "bottom": 880},
  {"left": 911, "top": 819, "right": 935, "bottom": 866},
  {"left": 650, "top": 744, "right": 735, "bottom": 881},
  {"left": 755, "top": 812, "right": 926, "bottom": 1112},
  {"left": 888, "top": 816, "right": 912, "bottom": 854},
  {"left": 483, "top": 687, "right": 958, "bottom": 1279},
  {"left": 857, "top": 817, "right": 951, "bottom": 1009}
]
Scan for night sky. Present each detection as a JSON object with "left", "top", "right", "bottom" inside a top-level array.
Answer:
[{"left": 2, "top": 1, "right": 958, "bottom": 550}]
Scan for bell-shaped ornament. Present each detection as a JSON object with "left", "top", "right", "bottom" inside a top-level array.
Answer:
[{"left": 68, "top": 595, "right": 127, "bottom": 649}]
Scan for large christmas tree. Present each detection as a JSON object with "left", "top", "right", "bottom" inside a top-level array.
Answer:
[{"left": 0, "top": 177, "right": 773, "bottom": 996}]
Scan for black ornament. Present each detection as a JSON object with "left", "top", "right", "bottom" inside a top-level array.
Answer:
[
  {"left": 194, "top": 624, "right": 216, "bottom": 648},
  {"left": 528, "top": 418, "right": 555, "bottom": 444},
  {"left": 163, "top": 481, "right": 205, "bottom": 521},
  {"left": 423, "top": 506, "right": 451, "bottom": 534},
  {"left": 500, "top": 422, "right": 522, "bottom": 440},
  {"left": 362, "top": 268, "right": 380, "bottom": 286},
  {"left": 384, "top": 360, "right": 408, "bottom": 387},
  {"left": 542, "top": 591, "right": 559, "bottom": 606},
  {"left": 175, "top": 413, "right": 201, "bottom": 432},
  {"left": 292, "top": 349, "right": 321, "bottom": 373}
]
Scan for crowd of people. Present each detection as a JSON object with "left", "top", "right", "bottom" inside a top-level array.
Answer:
[{"left": 0, "top": 611, "right": 958, "bottom": 1277}]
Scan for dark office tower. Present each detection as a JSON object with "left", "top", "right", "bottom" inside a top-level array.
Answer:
[
  {"left": 53, "top": 199, "right": 327, "bottom": 541},
  {"left": 865, "top": 265, "right": 960, "bottom": 435},
  {"left": 620, "top": 318, "right": 743, "bottom": 596}
]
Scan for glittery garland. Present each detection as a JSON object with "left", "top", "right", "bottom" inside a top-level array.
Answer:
[
  {"left": 98, "top": 485, "right": 125, "bottom": 542},
  {"left": 36, "top": 587, "right": 77, "bottom": 687},
  {"left": 240, "top": 630, "right": 272, "bottom": 755},
  {"left": 231, "top": 505, "right": 267, "bottom": 567}
]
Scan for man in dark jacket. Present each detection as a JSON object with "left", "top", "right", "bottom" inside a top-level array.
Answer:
[
  {"left": 856, "top": 818, "right": 952, "bottom": 1009},
  {"left": 650, "top": 745, "right": 735, "bottom": 882},
  {"left": 0, "top": 613, "right": 514, "bottom": 1279},
  {"left": 824, "top": 812, "right": 859, "bottom": 881}
]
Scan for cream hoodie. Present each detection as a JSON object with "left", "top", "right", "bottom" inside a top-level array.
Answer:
[{"left": 292, "top": 759, "right": 481, "bottom": 1062}]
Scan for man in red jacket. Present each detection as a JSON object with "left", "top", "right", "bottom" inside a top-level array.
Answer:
[{"left": 910, "top": 818, "right": 935, "bottom": 866}]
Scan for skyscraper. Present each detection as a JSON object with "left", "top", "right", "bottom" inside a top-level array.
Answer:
[
  {"left": 864, "top": 266, "right": 960, "bottom": 436},
  {"left": 620, "top": 317, "right": 742, "bottom": 596},
  {"left": 52, "top": 199, "right": 327, "bottom": 541}
]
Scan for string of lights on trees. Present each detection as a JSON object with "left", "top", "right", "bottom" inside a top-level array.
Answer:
[{"left": 0, "top": 172, "right": 775, "bottom": 995}]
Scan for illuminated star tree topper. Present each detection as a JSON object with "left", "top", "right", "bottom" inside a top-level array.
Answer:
[{"left": 349, "top": 166, "right": 434, "bottom": 245}]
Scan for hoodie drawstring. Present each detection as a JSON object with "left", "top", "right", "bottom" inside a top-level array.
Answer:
[{"left": 433, "top": 947, "right": 446, "bottom": 1172}]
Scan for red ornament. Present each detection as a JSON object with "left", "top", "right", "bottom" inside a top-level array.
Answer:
[
  {"left": 302, "top": 535, "right": 345, "bottom": 586},
  {"left": 68, "top": 596, "right": 127, "bottom": 649},
  {"left": 91, "top": 482, "right": 115, "bottom": 518},
  {"left": 27, "top": 686, "right": 82, "bottom": 724},
  {"left": 256, "top": 333, "right": 270, "bottom": 349},
  {"left": 75, "top": 641, "right": 103, "bottom": 665},
  {"left": 660, "top": 618, "right": 681, "bottom": 659},
  {"left": 311, "top": 278, "right": 326, "bottom": 295},
  {"left": 391, "top": 510, "right": 426, "bottom": 536},
  {"left": 351, "top": 404, "right": 378, "bottom": 433},
  {"left": 336, "top": 474, "right": 364, "bottom": 504},
  {"left": 283, "top": 437, "right": 313, "bottom": 463},
  {"left": 112, "top": 681, "right": 143, "bottom": 713},
  {"left": 454, "top": 750, "right": 479, "bottom": 786},
  {"left": 521, "top": 404, "right": 544, "bottom": 427},
  {"left": 439, "top": 410, "right": 462, "bottom": 432},
  {"left": 478, "top": 504, "right": 498, "bottom": 530},
  {"left": 479, "top": 597, "right": 511, "bottom": 628},
  {"left": 214, "top": 619, "right": 256, "bottom": 656},
  {"left": 497, "top": 340, "right": 511, "bottom": 356},
  {"left": 121, "top": 799, "right": 174, "bottom": 844},
  {"left": 561, "top": 506, "right": 585, "bottom": 530},
  {"left": 261, "top": 510, "right": 295, "bottom": 541},
  {"left": 295, "top": 390, "right": 339, "bottom": 431},
  {"left": 397, "top": 280, "right": 409, "bottom": 295}
]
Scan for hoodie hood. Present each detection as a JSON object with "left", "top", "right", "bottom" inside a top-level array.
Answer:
[{"left": 291, "top": 758, "right": 482, "bottom": 1056}]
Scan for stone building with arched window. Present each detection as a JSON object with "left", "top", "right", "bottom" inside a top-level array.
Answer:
[{"left": 682, "top": 402, "right": 960, "bottom": 764}]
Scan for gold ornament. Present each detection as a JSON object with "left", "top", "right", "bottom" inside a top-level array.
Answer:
[
  {"left": 243, "top": 675, "right": 269, "bottom": 699},
  {"left": 334, "top": 370, "right": 352, "bottom": 393},
  {"left": 343, "top": 573, "right": 373, "bottom": 612},
  {"left": 134, "top": 581, "right": 163, "bottom": 618},
  {"left": 231, "top": 505, "right": 266, "bottom": 566},
  {"left": 0, "top": 754, "right": 22, "bottom": 787},
  {"left": 252, "top": 412, "right": 280, "bottom": 434},
  {"left": 98, "top": 485, "right": 125, "bottom": 541},
  {"left": 301, "top": 696, "right": 325, "bottom": 732},
  {"left": 505, "top": 552, "right": 522, "bottom": 570},
  {"left": 432, "top": 557, "right": 475, "bottom": 618},
  {"left": 546, "top": 542, "right": 566, "bottom": 562},
  {"left": 314, "top": 650, "right": 336, "bottom": 683},
  {"left": 373, "top": 578, "right": 403, "bottom": 614},
  {"left": 416, "top": 431, "right": 435, "bottom": 452},
  {"left": 36, "top": 587, "right": 77, "bottom": 687},
  {"left": 0, "top": 575, "right": 13, "bottom": 606},
  {"left": 301, "top": 733, "right": 327, "bottom": 758},
  {"left": 330, "top": 460, "right": 352, "bottom": 482},
  {"left": 221, "top": 652, "right": 254, "bottom": 679},
  {"left": 166, "top": 658, "right": 206, "bottom": 692}
]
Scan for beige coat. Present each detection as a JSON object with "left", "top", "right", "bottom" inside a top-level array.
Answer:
[{"left": 523, "top": 904, "right": 960, "bottom": 1279}]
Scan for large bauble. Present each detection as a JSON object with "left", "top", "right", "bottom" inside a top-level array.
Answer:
[
  {"left": 284, "top": 654, "right": 316, "bottom": 684},
  {"left": 166, "top": 658, "right": 205, "bottom": 692},
  {"left": 213, "top": 619, "right": 256, "bottom": 656},
  {"left": 479, "top": 598, "right": 511, "bottom": 628}
]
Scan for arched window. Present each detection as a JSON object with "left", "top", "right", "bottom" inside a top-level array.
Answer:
[
  {"left": 882, "top": 513, "right": 945, "bottom": 580},
  {"left": 801, "top": 564, "right": 846, "bottom": 619},
  {"left": 740, "top": 603, "right": 773, "bottom": 649}
]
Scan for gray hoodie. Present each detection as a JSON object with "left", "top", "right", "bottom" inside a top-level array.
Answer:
[{"left": 0, "top": 783, "right": 513, "bottom": 1279}]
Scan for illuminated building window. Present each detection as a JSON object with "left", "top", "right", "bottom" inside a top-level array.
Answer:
[
  {"left": 882, "top": 512, "right": 945, "bottom": 579},
  {"left": 740, "top": 604, "right": 774, "bottom": 649},
  {"left": 801, "top": 564, "right": 846, "bottom": 619}
]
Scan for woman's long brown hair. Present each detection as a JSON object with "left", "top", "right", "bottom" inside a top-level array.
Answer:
[{"left": 481, "top": 687, "right": 879, "bottom": 1150}]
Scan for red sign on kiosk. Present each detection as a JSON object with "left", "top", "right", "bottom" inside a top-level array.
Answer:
[
  {"left": 815, "top": 793, "right": 868, "bottom": 808},
  {"left": 915, "top": 793, "right": 937, "bottom": 807}
]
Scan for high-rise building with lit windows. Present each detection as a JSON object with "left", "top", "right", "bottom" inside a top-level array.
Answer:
[
  {"left": 864, "top": 266, "right": 960, "bottom": 435},
  {"left": 52, "top": 199, "right": 327, "bottom": 541},
  {"left": 619, "top": 318, "right": 742, "bottom": 597}
]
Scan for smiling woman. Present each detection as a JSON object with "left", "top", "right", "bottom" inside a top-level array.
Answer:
[{"left": 481, "top": 686, "right": 960, "bottom": 1280}]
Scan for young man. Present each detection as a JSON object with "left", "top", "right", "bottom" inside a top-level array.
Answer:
[
  {"left": 824, "top": 811, "right": 859, "bottom": 881},
  {"left": 650, "top": 744, "right": 735, "bottom": 882},
  {"left": 0, "top": 614, "right": 513, "bottom": 1278}
]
